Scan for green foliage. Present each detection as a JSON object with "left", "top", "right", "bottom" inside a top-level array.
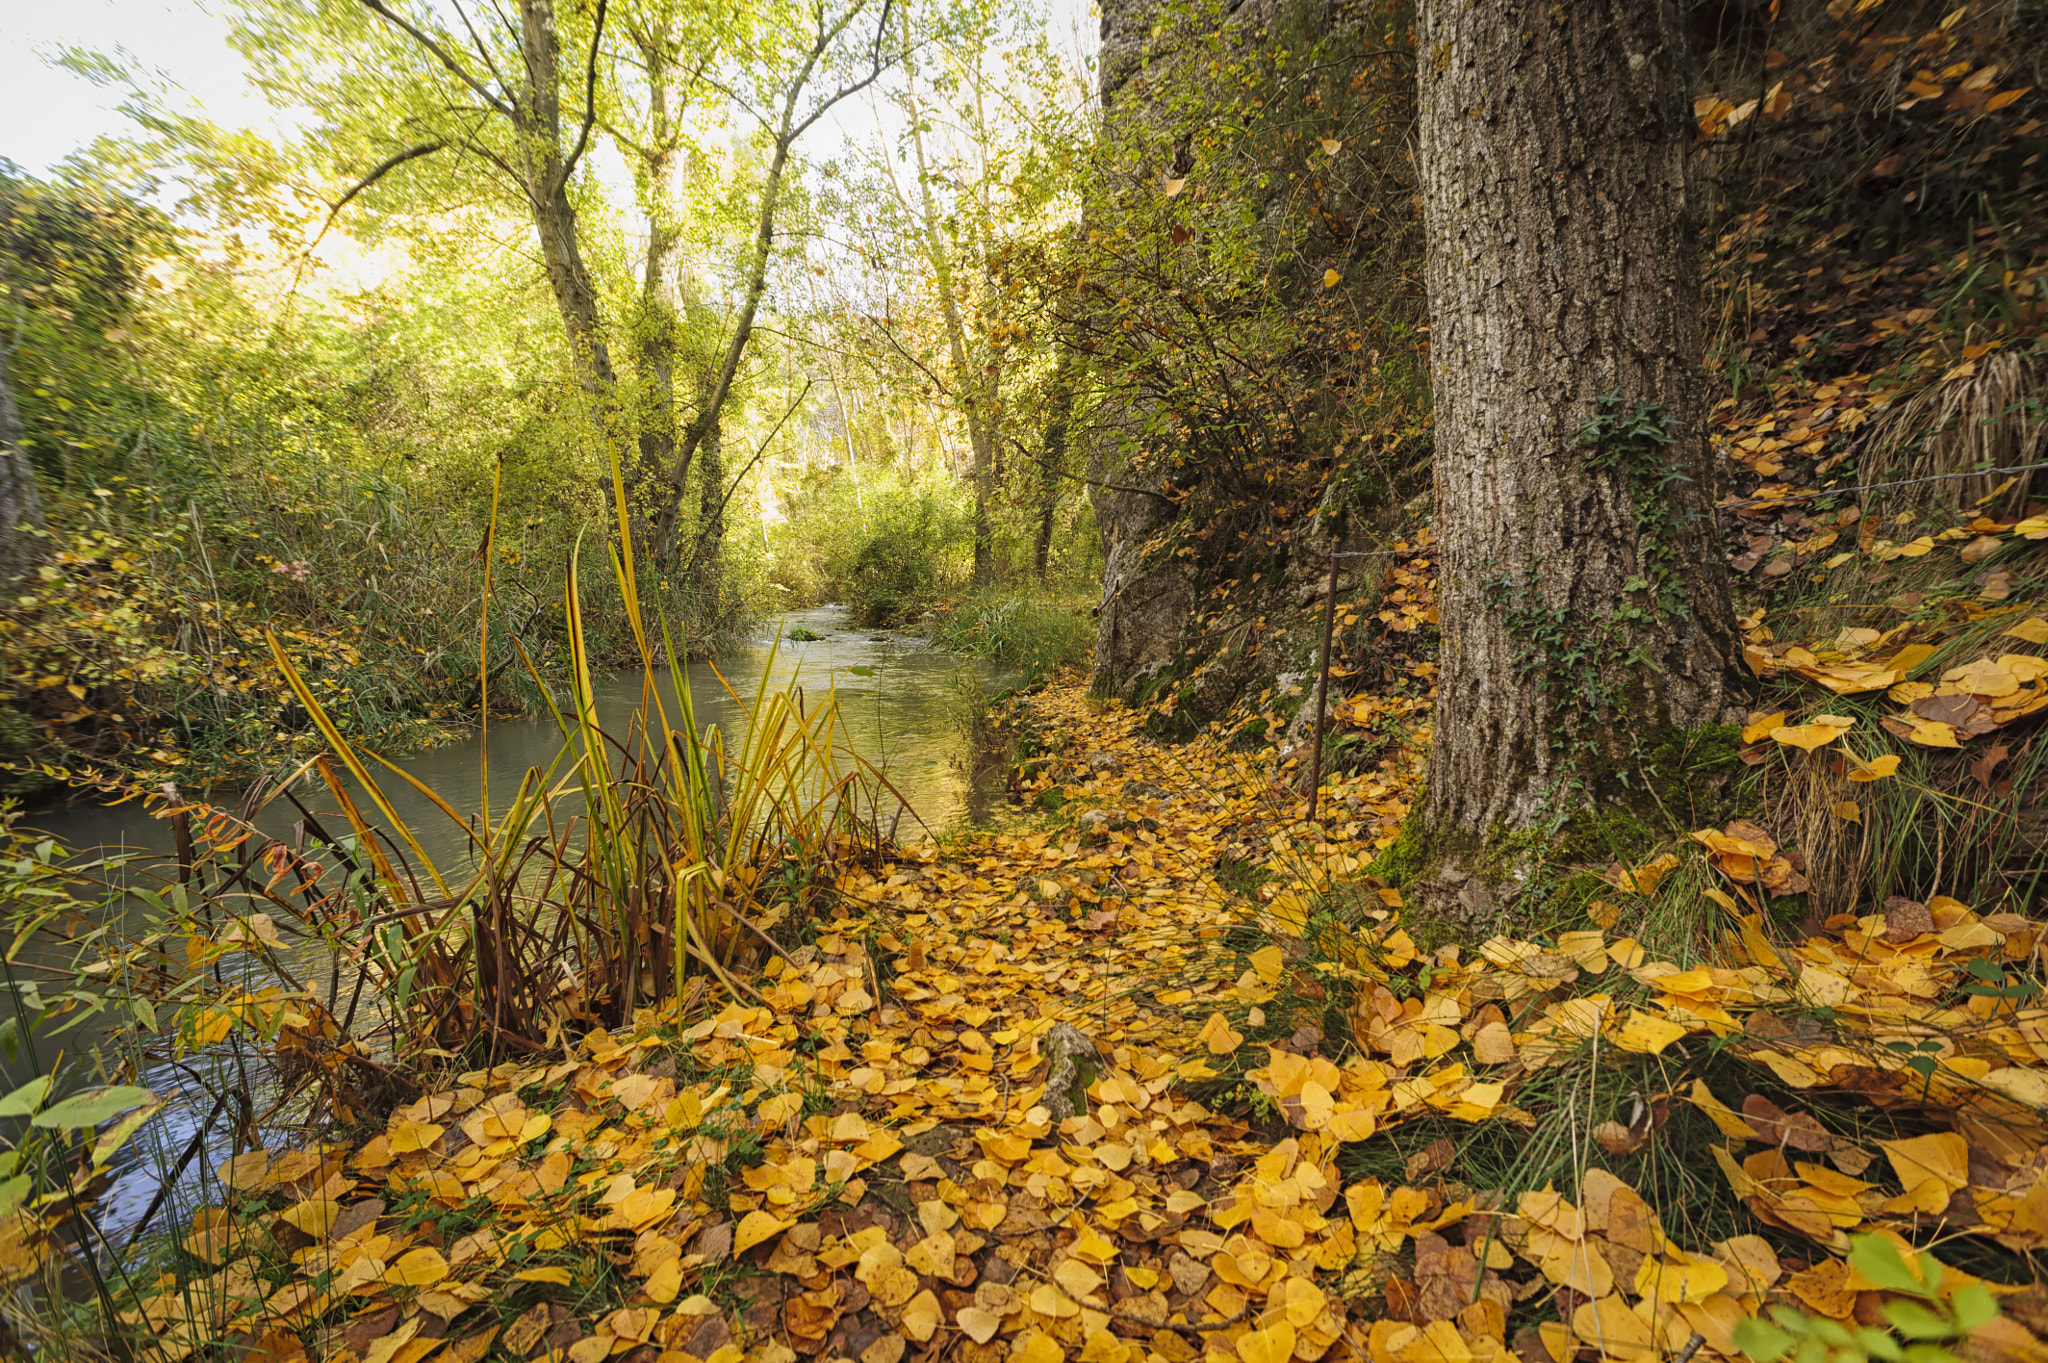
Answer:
[
  {"left": 1734, "top": 1236, "right": 2000, "bottom": 1363},
  {"left": 922, "top": 589, "right": 1091, "bottom": 682},
  {"left": 821, "top": 480, "right": 972, "bottom": 626}
]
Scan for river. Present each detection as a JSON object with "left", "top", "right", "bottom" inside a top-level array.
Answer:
[{"left": 10, "top": 605, "right": 1008, "bottom": 1252}]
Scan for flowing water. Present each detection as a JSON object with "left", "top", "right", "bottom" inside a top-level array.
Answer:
[{"left": 10, "top": 605, "right": 1008, "bottom": 1252}]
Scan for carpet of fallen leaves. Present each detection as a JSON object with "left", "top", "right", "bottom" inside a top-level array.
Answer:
[{"left": 123, "top": 659, "right": 2048, "bottom": 1363}]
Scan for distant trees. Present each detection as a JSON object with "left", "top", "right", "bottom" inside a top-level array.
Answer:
[{"left": 233, "top": 0, "right": 897, "bottom": 612}]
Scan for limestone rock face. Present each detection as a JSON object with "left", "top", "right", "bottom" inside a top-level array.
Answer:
[{"left": 1081, "top": 0, "right": 1416, "bottom": 722}]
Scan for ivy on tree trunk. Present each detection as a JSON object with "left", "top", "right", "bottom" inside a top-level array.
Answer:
[{"left": 1408, "top": 0, "right": 1746, "bottom": 898}]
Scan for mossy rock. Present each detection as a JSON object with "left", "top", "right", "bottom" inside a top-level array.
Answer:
[{"left": 786, "top": 626, "right": 826, "bottom": 642}]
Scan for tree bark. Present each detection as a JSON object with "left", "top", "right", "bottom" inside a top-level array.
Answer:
[
  {"left": 1411, "top": 0, "right": 1744, "bottom": 887},
  {"left": 0, "top": 347, "right": 45, "bottom": 582},
  {"left": 515, "top": 0, "right": 617, "bottom": 398},
  {"left": 1034, "top": 351, "right": 1078, "bottom": 584},
  {"left": 690, "top": 368, "right": 725, "bottom": 615}
]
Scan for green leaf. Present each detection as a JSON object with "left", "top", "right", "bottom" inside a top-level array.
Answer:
[
  {"left": 1734, "top": 1319, "right": 1796, "bottom": 1363},
  {"left": 1808, "top": 1318, "right": 1853, "bottom": 1347},
  {"left": 846, "top": 665, "right": 876, "bottom": 677},
  {"left": 32, "top": 1085, "right": 153, "bottom": 1130},
  {"left": 1948, "top": 1284, "right": 1998, "bottom": 1334},
  {"left": 0, "top": 1076, "right": 52, "bottom": 1118},
  {"left": 0, "top": 1174, "right": 30, "bottom": 1220},
  {"left": 1856, "top": 1327, "right": 1903, "bottom": 1361},
  {"left": 92, "top": 1096, "right": 165, "bottom": 1168},
  {"left": 1850, "top": 1235, "right": 1929, "bottom": 1296},
  {"left": 1881, "top": 1300, "right": 1953, "bottom": 1341}
]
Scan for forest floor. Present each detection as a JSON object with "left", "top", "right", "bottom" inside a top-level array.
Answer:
[{"left": 118, "top": 569, "right": 2048, "bottom": 1363}]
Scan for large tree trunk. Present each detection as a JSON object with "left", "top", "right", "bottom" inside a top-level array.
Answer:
[
  {"left": 0, "top": 347, "right": 45, "bottom": 582},
  {"left": 1408, "top": 0, "right": 1744, "bottom": 900}
]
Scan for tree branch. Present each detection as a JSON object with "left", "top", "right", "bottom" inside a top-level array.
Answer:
[
  {"left": 358, "top": 0, "right": 510, "bottom": 115},
  {"left": 680, "top": 379, "right": 814, "bottom": 578},
  {"left": 308, "top": 141, "right": 445, "bottom": 254},
  {"left": 554, "top": 0, "right": 610, "bottom": 195}
]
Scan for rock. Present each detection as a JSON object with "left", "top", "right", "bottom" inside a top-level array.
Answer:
[
  {"left": 1038, "top": 1022, "right": 1103, "bottom": 1122},
  {"left": 1085, "top": 751, "right": 1124, "bottom": 775}
]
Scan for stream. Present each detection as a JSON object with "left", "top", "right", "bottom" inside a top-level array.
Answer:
[{"left": 11, "top": 605, "right": 1010, "bottom": 1253}]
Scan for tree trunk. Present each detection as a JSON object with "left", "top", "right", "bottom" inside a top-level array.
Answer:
[
  {"left": 691, "top": 369, "right": 725, "bottom": 616},
  {"left": 901, "top": 61, "right": 998, "bottom": 590},
  {"left": 1408, "top": 0, "right": 1744, "bottom": 896},
  {"left": 0, "top": 347, "right": 45, "bottom": 582},
  {"left": 517, "top": 0, "right": 617, "bottom": 398},
  {"left": 1034, "top": 352, "right": 1078, "bottom": 584}
]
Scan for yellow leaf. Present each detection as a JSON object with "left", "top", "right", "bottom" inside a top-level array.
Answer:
[
  {"left": 1163, "top": 178, "right": 1186, "bottom": 197},
  {"left": 1687, "top": 1080, "right": 1760, "bottom": 1140},
  {"left": 1900, "top": 717, "right": 1961, "bottom": 748},
  {"left": 1847, "top": 754, "right": 1899, "bottom": 782},
  {"left": 1196, "top": 1012, "right": 1244, "bottom": 1055},
  {"left": 513, "top": 1267, "right": 573, "bottom": 1286},
  {"left": 278, "top": 1200, "right": 341, "bottom": 1239},
  {"left": 1833, "top": 800, "right": 1861, "bottom": 824},
  {"left": 2006, "top": 617, "right": 2048, "bottom": 644},
  {"left": 1988, "top": 86, "right": 2032, "bottom": 111},
  {"left": 1878, "top": 1131, "right": 1968, "bottom": 1197},
  {"left": 1248, "top": 945, "right": 1284, "bottom": 983},
  {"left": 733, "top": 1210, "right": 792, "bottom": 1255},
  {"left": 384, "top": 1247, "right": 449, "bottom": 1288},
  {"left": 1238, "top": 1322, "right": 1297, "bottom": 1363},
  {"left": 1610, "top": 1010, "right": 1688, "bottom": 1055},
  {"left": 1634, "top": 1253, "right": 1729, "bottom": 1304},
  {"left": 1771, "top": 720, "right": 1851, "bottom": 751},
  {"left": 389, "top": 1121, "right": 444, "bottom": 1155},
  {"left": 644, "top": 1258, "right": 683, "bottom": 1304},
  {"left": 956, "top": 1307, "right": 1002, "bottom": 1344},
  {"left": 1323, "top": 269, "right": 1340, "bottom": 289},
  {"left": 901, "top": 1290, "right": 942, "bottom": 1343},
  {"left": 1017, "top": 1333, "right": 1065, "bottom": 1363},
  {"left": 1319, "top": 137, "right": 1342, "bottom": 155},
  {"left": 1741, "top": 711, "right": 1786, "bottom": 743}
]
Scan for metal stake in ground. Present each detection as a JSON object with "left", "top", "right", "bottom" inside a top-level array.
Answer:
[{"left": 1308, "top": 550, "right": 1340, "bottom": 823}]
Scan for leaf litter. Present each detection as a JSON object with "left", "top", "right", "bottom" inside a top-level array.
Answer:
[{"left": 119, "top": 657, "right": 2048, "bottom": 1363}]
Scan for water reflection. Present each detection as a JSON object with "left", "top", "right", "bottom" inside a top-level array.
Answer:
[{"left": 10, "top": 606, "right": 1006, "bottom": 1250}]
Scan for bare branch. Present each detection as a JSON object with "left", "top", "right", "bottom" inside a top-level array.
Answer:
[
  {"left": 448, "top": 0, "right": 514, "bottom": 100},
  {"left": 307, "top": 140, "right": 445, "bottom": 253},
  {"left": 358, "top": 0, "right": 511, "bottom": 115},
  {"left": 554, "top": 0, "right": 610, "bottom": 194}
]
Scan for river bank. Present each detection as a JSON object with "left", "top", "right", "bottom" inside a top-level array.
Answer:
[{"left": 57, "top": 665, "right": 2048, "bottom": 1363}]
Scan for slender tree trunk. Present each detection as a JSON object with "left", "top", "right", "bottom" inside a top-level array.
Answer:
[
  {"left": 1034, "top": 352, "right": 1077, "bottom": 584},
  {"left": 517, "top": 0, "right": 617, "bottom": 397},
  {"left": 903, "top": 67, "right": 998, "bottom": 589},
  {"left": 691, "top": 368, "right": 725, "bottom": 615},
  {"left": 0, "top": 347, "right": 46, "bottom": 582},
  {"left": 1409, "top": 0, "right": 1744, "bottom": 898}
]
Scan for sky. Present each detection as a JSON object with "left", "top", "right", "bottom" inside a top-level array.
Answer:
[
  {"left": 0, "top": 0, "right": 273, "bottom": 173},
  {"left": 0, "top": 0, "right": 1100, "bottom": 177}
]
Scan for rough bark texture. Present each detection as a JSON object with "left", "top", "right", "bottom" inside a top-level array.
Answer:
[
  {"left": 1415, "top": 0, "right": 1744, "bottom": 870},
  {"left": 516, "top": 0, "right": 617, "bottom": 397},
  {"left": 691, "top": 367, "right": 725, "bottom": 610},
  {"left": 0, "top": 347, "right": 45, "bottom": 582}
]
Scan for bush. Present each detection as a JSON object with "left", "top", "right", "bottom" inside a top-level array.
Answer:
[
  {"left": 923, "top": 590, "right": 1092, "bottom": 682},
  {"left": 836, "top": 485, "right": 971, "bottom": 626}
]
